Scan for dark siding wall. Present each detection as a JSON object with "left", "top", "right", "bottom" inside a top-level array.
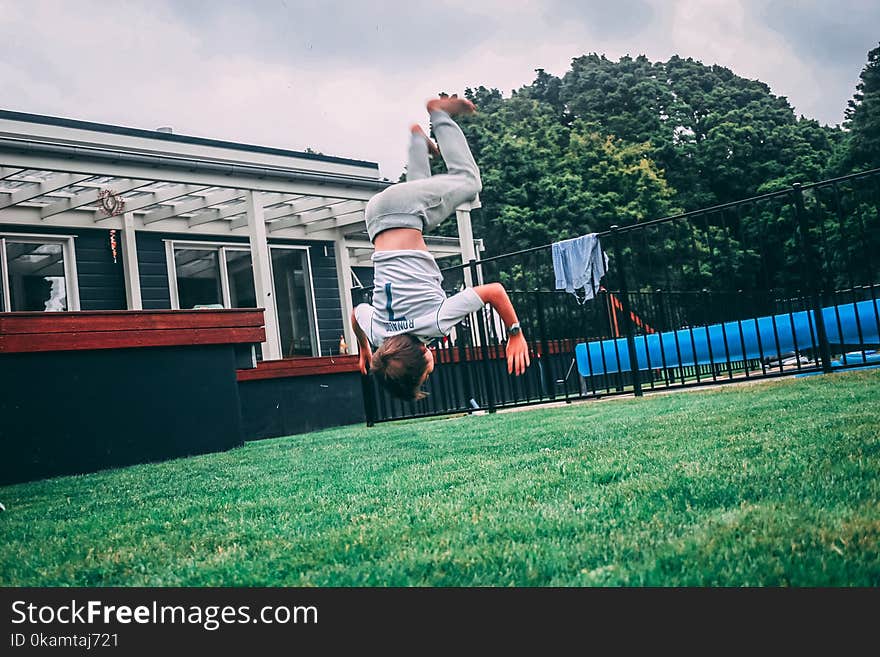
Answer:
[
  {"left": 76, "top": 231, "right": 126, "bottom": 310},
  {"left": 0, "top": 224, "right": 126, "bottom": 310},
  {"left": 306, "top": 242, "right": 344, "bottom": 356},
  {"left": 352, "top": 266, "right": 374, "bottom": 289},
  {"left": 2, "top": 344, "right": 244, "bottom": 485},
  {"left": 351, "top": 266, "right": 374, "bottom": 307},
  {"left": 136, "top": 232, "right": 172, "bottom": 310},
  {"left": 239, "top": 371, "right": 365, "bottom": 440}
]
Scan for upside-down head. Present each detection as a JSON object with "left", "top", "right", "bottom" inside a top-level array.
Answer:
[{"left": 370, "top": 333, "right": 435, "bottom": 401}]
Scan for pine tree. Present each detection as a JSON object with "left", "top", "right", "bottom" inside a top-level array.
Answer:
[{"left": 841, "top": 43, "right": 880, "bottom": 171}]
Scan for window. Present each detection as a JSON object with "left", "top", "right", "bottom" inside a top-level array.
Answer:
[
  {"left": 270, "top": 246, "right": 319, "bottom": 357},
  {"left": 226, "top": 249, "right": 257, "bottom": 308},
  {"left": 167, "top": 241, "right": 319, "bottom": 357},
  {"left": 168, "top": 243, "right": 256, "bottom": 311},
  {"left": 0, "top": 234, "right": 79, "bottom": 312},
  {"left": 173, "top": 247, "right": 223, "bottom": 309}
]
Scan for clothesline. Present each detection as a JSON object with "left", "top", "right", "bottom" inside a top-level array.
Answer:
[
  {"left": 435, "top": 178, "right": 823, "bottom": 277},
  {"left": 437, "top": 225, "right": 624, "bottom": 275},
  {"left": 434, "top": 232, "right": 605, "bottom": 278}
]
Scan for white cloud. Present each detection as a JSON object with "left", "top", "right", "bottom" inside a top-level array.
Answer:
[
  {"left": 666, "top": 1, "right": 829, "bottom": 121},
  {"left": 0, "top": 0, "right": 875, "bottom": 180}
]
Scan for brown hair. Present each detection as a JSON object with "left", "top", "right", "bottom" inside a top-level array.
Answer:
[{"left": 370, "top": 333, "right": 429, "bottom": 401}]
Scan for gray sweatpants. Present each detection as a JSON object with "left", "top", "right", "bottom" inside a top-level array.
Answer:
[{"left": 365, "top": 109, "right": 482, "bottom": 242}]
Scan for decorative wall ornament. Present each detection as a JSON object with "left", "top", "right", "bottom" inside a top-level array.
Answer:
[{"left": 98, "top": 189, "right": 125, "bottom": 217}]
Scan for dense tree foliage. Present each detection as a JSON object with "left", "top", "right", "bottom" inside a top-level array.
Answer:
[
  {"left": 836, "top": 43, "right": 880, "bottom": 173},
  {"left": 417, "top": 49, "right": 878, "bottom": 297}
]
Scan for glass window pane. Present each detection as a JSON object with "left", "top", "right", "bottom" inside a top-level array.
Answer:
[
  {"left": 174, "top": 248, "right": 221, "bottom": 309},
  {"left": 225, "top": 250, "right": 256, "bottom": 308},
  {"left": 271, "top": 248, "right": 316, "bottom": 357},
  {"left": 226, "top": 249, "right": 263, "bottom": 361},
  {"left": 6, "top": 241, "right": 66, "bottom": 311}
]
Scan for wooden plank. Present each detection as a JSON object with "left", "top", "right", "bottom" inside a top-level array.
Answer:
[
  {"left": 0, "top": 309, "right": 265, "bottom": 335},
  {"left": 235, "top": 338, "right": 580, "bottom": 381},
  {"left": 1, "top": 326, "right": 266, "bottom": 353},
  {"left": 237, "top": 361, "right": 359, "bottom": 381},
  {"left": 253, "top": 354, "right": 355, "bottom": 369}
]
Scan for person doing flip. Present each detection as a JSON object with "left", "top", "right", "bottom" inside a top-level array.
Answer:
[{"left": 352, "top": 94, "right": 530, "bottom": 401}]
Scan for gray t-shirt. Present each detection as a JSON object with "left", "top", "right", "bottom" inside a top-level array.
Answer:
[{"left": 354, "top": 250, "right": 485, "bottom": 347}]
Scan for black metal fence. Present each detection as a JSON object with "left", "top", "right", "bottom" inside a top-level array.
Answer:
[{"left": 355, "top": 167, "right": 880, "bottom": 424}]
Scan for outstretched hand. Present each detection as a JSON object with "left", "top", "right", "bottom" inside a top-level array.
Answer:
[{"left": 506, "top": 333, "right": 531, "bottom": 376}]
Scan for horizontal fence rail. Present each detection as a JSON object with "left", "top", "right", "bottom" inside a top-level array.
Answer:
[{"left": 355, "top": 168, "right": 880, "bottom": 424}]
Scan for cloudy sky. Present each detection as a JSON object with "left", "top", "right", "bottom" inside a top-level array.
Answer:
[{"left": 2, "top": 1, "right": 878, "bottom": 180}]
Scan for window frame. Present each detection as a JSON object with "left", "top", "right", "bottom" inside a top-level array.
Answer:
[
  {"left": 165, "top": 239, "right": 250, "bottom": 310},
  {"left": 165, "top": 239, "right": 321, "bottom": 357},
  {"left": 0, "top": 232, "right": 80, "bottom": 312},
  {"left": 269, "top": 243, "right": 322, "bottom": 358}
]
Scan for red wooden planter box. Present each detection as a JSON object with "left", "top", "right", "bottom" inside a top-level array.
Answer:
[{"left": 0, "top": 309, "right": 266, "bottom": 353}]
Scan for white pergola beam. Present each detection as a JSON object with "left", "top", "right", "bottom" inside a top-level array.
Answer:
[
  {"left": 336, "top": 220, "right": 367, "bottom": 236},
  {"left": 261, "top": 198, "right": 347, "bottom": 233},
  {"left": 303, "top": 206, "right": 366, "bottom": 235},
  {"left": 344, "top": 236, "right": 471, "bottom": 262},
  {"left": 191, "top": 192, "right": 304, "bottom": 228},
  {"left": 351, "top": 253, "right": 375, "bottom": 266},
  {"left": 245, "top": 191, "right": 282, "bottom": 361},
  {"left": 286, "top": 195, "right": 339, "bottom": 215},
  {"left": 262, "top": 214, "right": 301, "bottom": 233},
  {"left": 259, "top": 196, "right": 344, "bottom": 225},
  {"left": 227, "top": 195, "right": 335, "bottom": 230},
  {"left": 314, "top": 200, "right": 364, "bottom": 219},
  {"left": 0, "top": 167, "right": 25, "bottom": 180},
  {"left": 260, "top": 192, "right": 306, "bottom": 209},
  {"left": 41, "top": 178, "right": 154, "bottom": 219},
  {"left": 142, "top": 188, "right": 246, "bottom": 225},
  {"left": 333, "top": 237, "right": 356, "bottom": 354},
  {"left": 298, "top": 200, "right": 359, "bottom": 224},
  {"left": 211, "top": 191, "right": 324, "bottom": 230},
  {"left": 225, "top": 213, "right": 252, "bottom": 230},
  {"left": 102, "top": 183, "right": 211, "bottom": 218},
  {"left": 0, "top": 151, "right": 387, "bottom": 202},
  {"left": 456, "top": 205, "right": 477, "bottom": 286},
  {"left": 186, "top": 209, "right": 228, "bottom": 227},
  {"left": 120, "top": 211, "right": 142, "bottom": 310},
  {"left": 0, "top": 173, "right": 93, "bottom": 210}
]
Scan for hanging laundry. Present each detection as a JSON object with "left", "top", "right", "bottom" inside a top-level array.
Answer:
[{"left": 551, "top": 233, "right": 608, "bottom": 304}]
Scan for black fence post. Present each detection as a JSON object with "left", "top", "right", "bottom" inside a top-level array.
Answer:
[
  {"left": 360, "top": 373, "right": 376, "bottom": 427},
  {"left": 792, "top": 182, "right": 833, "bottom": 374},
  {"left": 457, "top": 317, "right": 477, "bottom": 413},
  {"left": 471, "top": 259, "right": 497, "bottom": 413},
  {"left": 609, "top": 225, "right": 643, "bottom": 397},
  {"left": 534, "top": 290, "right": 556, "bottom": 401}
]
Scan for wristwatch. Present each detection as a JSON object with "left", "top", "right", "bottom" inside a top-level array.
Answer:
[{"left": 507, "top": 322, "right": 522, "bottom": 336}]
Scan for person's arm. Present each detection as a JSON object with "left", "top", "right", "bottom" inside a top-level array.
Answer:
[
  {"left": 351, "top": 308, "right": 373, "bottom": 375},
  {"left": 472, "top": 283, "right": 531, "bottom": 376}
]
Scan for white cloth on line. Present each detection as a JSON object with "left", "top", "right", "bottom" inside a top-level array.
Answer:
[{"left": 551, "top": 233, "right": 608, "bottom": 304}]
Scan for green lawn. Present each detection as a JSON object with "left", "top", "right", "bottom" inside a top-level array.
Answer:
[{"left": 2, "top": 369, "right": 879, "bottom": 587}]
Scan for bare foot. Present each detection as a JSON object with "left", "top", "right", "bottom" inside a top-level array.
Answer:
[
  {"left": 410, "top": 123, "right": 441, "bottom": 158},
  {"left": 427, "top": 94, "right": 476, "bottom": 116}
]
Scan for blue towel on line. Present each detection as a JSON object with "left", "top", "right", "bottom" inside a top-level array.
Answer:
[{"left": 551, "top": 233, "right": 608, "bottom": 304}]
